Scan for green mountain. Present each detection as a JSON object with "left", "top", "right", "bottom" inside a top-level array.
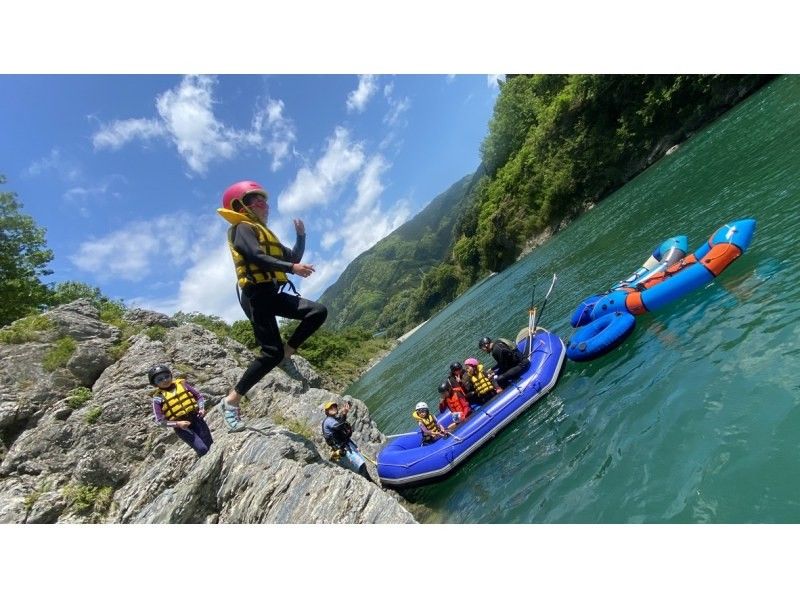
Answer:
[
  {"left": 319, "top": 75, "right": 774, "bottom": 341},
  {"left": 318, "top": 173, "right": 475, "bottom": 334}
]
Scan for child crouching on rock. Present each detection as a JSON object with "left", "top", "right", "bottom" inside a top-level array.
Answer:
[
  {"left": 147, "top": 364, "right": 214, "bottom": 457},
  {"left": 321, "top": 400, "right": 374, "bottom": 483}
]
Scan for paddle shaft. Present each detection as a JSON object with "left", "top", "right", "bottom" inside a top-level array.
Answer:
[{"left": 531, "top": 273, "right": 557, "bottom": 332}]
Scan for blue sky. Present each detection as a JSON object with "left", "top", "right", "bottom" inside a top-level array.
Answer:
[{"left": 0, "top": 74, "right": 502, "bottom": 322}]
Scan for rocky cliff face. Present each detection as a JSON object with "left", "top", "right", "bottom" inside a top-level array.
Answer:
[{"left": 0, "top": 300, "right": 416, "bottom": 524}]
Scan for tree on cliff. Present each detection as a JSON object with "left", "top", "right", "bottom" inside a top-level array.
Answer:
[{"left": 0, "top": 176, "right": 54, "bottom": 326}]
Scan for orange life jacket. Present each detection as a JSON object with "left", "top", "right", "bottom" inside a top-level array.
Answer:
[{"left": 444, "top": 386, "right": 471, "bottom": 419}]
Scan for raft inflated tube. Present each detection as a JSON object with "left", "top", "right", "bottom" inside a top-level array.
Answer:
[
  {"left": 570, "top": 294, "right": 605, "bottom": 328},
  {"left": 590, "top": 289, "right": 629, "bottom": 320},
  {"left": 566, "top": 311, "right": 636, "bottom": 362},
  {"left": 695, "top": 218, "right": 756, "bottom": 259},
  {"left": 623, "top": 219, "right": 755, "bottom": 315},
  {"left": 377, "top": 329, "right": 566, "bottom": 488},
  {"left": 565, "top": 218, "right": 756, "bottom": 363}
]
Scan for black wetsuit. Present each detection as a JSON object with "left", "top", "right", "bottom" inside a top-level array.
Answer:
[
  {"left": 491, "top": 340, "right": 530, "bottom": 388},
  {"left": 232, "top": 223, "right": 327, "bottom": 396}
]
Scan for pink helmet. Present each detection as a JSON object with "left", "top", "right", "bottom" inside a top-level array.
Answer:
[
  {"left": 221, "top": 180, "right": 268, "bottom": 212},
  {"left": 464, "top": 358, "right": 479, "bottom": 367}
]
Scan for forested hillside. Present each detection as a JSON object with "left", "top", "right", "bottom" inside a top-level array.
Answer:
[
  {"left": 320, "top": 75, "right": 772, "bottom": 338},
  {"left": 318, "top": 174, "right": 476, "bottom": 334}
]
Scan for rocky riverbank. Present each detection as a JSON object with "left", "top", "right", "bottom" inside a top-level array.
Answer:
[{"left": 0, "top": 300, "right": 417, "bottom": 523}]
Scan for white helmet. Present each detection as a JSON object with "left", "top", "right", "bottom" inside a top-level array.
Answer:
[{"left": 415, "top": 401, "right": 429, "bottom": 411}]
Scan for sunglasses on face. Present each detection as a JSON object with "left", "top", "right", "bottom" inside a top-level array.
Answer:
[
  {"left": 154, "top": 373, "right": 172, "bottom": 384},
  {"left": 243, "top": 194, "right": 267, "bottom": 207}
]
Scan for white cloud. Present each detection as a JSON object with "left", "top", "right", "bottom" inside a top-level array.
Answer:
[
  {"left": 321, "top": 231, "right": 339, "bottom": 250},
  {"left": 383, "top": 95, "right": 410, "bottom": 127},
  {"left": 70, "top": 230, "right": 159, "bottom": 282},
  {"left": 260, "top": 98, "right": 297, "bottom": 172},
  {"left": 169, "top": 242, "right": 243, "bottom": 322},
  {"left": 277, "top": 127, "right": 364, "bottom": 213},
  {"left": 69, "top": 212, "right": 221, "bottom": 282},
  {"left": 92, "top": 118, "right": 165, "bottom": 150},
  {"left": 307, "top": 152, "right": 410, "bottom": 269},
  {"left": 487, "top": 74, "right": 506, "bottom": 89},
  {"left": 91, "top": 76, "right": 296, "bottom": 175},
  {"left": 380, "top": 80, "right": 410, "bottom": 148},
  {"left": 25, "top": 148, "right": 82, "bottom": 182},
  {"left": 154, "top": 75, "right": 242, "bottom": 174},
  {"left": 346, "top": 74, "right": 378, "bottom": 113},
  {"left": 63, "top": 182, "right": 120, "bottom": 217},
  {"left": 340, "top": 154, "right": 410, "bottom": 262},
  {"left": 352, "top": 155, "right": 387, "bottom": 214},
  {"left": 128, "top": 240, "right": 244, "bottom": 324},
  {"left": 295, "top": 252, "right": 349, "bottom": 300},
  {"left": 73, "top": 212, "right": 248, "bottom": 323}
]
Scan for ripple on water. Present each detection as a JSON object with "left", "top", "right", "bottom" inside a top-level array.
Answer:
[{"left": 349, "top": 76, "right": 800, "bottom": 523}]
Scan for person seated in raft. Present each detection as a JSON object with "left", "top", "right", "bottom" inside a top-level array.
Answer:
[
  {"left": 447, "top": 361, "right": 474, "bottom": 402},
  {"left": 437, "top": 380, "right": 471, "bottom": 430},
  {"left": 413, "top": 401, "right": 448, "bottom": 444},
  {"left": 463, "top": 357, "right": 499, "bottom": 405},
  {"left": 321, "top": 400, "right": 373, "bottom": 483},
  {"left": 478, "top": 336, "right": 530, "bottom": 391},
  {"left": 147, "top": 364, "right": 213, "bottom": 457}
]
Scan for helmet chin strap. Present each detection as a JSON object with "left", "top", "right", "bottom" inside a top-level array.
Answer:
[{"left": 241, "top": 205, "right": 266, "bottom": 225}]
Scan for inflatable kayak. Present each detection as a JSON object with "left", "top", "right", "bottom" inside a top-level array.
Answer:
[
  {"left": 566, "top": 218, "right": 756, "bottom": 362},
  {"left": 377, "top": 328, "right": 566, "bottom": 488}
]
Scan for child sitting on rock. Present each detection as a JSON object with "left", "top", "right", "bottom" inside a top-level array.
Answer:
[{"left": 147, "top": 364, "right": 213, "bottom": 457}]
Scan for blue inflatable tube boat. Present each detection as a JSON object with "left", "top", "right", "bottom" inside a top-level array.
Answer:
[
  {"left": 377, "top": 328, "right": 566, "bottom": 488},
  {"left": 566, "top": 218, "right": 756, "bottom": 362}
]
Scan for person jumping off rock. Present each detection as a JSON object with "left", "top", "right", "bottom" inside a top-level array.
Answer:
[{"left": 217, "top": 180, "right": 327, "bottom": 432}]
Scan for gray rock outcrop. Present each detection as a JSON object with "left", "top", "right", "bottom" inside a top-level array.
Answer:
[{"left": 0, "top": 300, "right": 415, "bottom": 524}]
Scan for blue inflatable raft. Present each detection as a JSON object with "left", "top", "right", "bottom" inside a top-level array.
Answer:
[
  {"left": 377, "top": 328, "right": 567, "bottom": 488},
  {"left": 566, "top": 218, "right": 756, "bottom": 362}
]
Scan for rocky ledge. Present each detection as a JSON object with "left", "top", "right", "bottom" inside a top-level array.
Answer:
[{"left": 0, "top": 300, "right": 416, "bottom": 524}]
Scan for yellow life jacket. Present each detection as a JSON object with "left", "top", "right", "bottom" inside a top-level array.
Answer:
[
  {"left": 412, "top": 410, "right": 440, "bottom": 434},
  {"left": 470, "top": 364, "right": 495, "bottom": 396},
  {"left": 155, "top": 378, "right": 198, "bottom": 420},
  {"left": 217, "top": 208, "right": 289, "bottom": 288}
]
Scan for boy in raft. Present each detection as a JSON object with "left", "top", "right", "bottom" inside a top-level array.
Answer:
[
  {"left": 321, "top": 400, "right": 373, "bottom": 482},
  {"left": 463, "top": 357, "right": 499, "bottom": 405},
  {"left": 437, "top": 380, "right": 471, "bottom": 429},
  {"left": 447, "top": 361, "right": 473, "bottom": 401},
  {"left": 148, "top": 364, "right": 213, "bottom": 457},
  {"left": 412, "top": 401, "right": 448, "bottom": 444}
]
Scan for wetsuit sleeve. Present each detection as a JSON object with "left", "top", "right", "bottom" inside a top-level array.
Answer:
[
  {"left": 232, "top": 223, "right": 298, "bottom": 274},
  {"left": 183, "top": 381, "right": 205, "bottom": 411},
  {"left": 152, "top": 397, "right": 177, "bottom": 428},
  {"left": 281, "top": 233, "right": 305, "bottom": 264}
]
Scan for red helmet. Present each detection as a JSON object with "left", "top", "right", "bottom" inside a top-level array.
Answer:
[{"left": 221, "top": 180, "right": 268, "bottom": 212}]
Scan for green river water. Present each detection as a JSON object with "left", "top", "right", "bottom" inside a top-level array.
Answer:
[{"left": 346, "top": 75, "right": 800, "bottom": 523}]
